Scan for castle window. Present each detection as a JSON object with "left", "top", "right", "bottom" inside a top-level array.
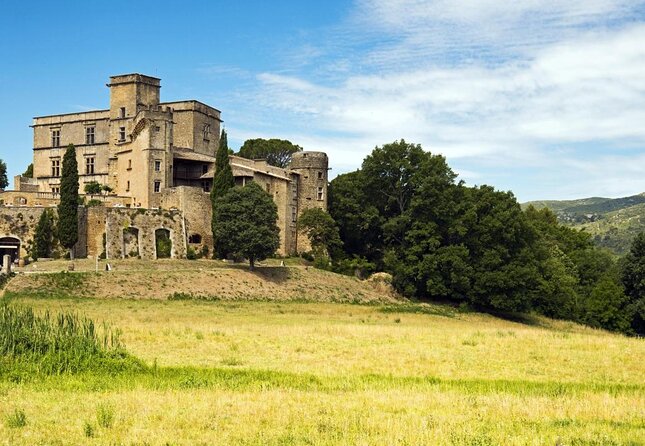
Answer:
[
  {"left": 291, "top": 207, "right": 297, "bottom": 222},
  {"left": 119, "top": 127, "right": 126, "bottom": 142},
  {"left": 51, "top": 129, "right": 60, "bottom": 147},
  {"left": 154, "top": 180, "right": 161, "bottom": 193},
  {"left": 51, "top": 187, "right": 60, "bottom": 195},
  {"left": 201, "top": 181, "right": 211, "bottom": 192},
  {"left": 154, "top": 160, "right": 161, "bottom": 172},
  {"left": 188, "top": 234, "right": 202, "bottom": 244},
  {"left": 85, "top": 126, "right": 95, "bottom": 145},
  {"left": 317, "top": 187, "right": 324, "bottom": 201},
  {"left": 202, "top": 165, "right": 208, "bottom": 174},
  {"left": 126, "top": 180, "right": 130, "bottom": 192},
  {"left": 51, "top": 158, "right": 61, "bottom": 177},
  {"left": 120, "top": 107, "right": 126, "bottom": 118},
  {"left": 85, "top": 157, "right": 95, "bottom": 175},
  {"left": 128, "top": 159, "right": 132, "bottom": 170},
  {"left": 318, "top": 171, "right": 323, "bottom": 179},
  {"left": 203, "top": 124, "right": 210, "bottom": 141}
]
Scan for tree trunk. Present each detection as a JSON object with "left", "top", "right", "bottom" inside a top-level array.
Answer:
[
  {"left": 69, "top": 248, "right": 75, "bottom": 260},
  {"left": 249, "top": 256, "right": 255, "bottom": 271}
]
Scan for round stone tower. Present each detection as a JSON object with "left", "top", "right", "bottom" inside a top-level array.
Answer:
[{"left": 289, "top": 151, "right": 329, "bottom": 253}]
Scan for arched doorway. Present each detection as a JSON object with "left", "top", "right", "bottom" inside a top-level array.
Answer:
[
  {"left": 155, "top": 229, "right": 172, "bottom": 259},
  {"left": 123, "top": 227, "right": 140, "bottom": 258},
  {"left": 0, "top": 237, "right": 21, "bottom": 266}
]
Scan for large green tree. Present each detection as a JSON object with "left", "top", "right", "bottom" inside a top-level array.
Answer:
[
  {"left": 621, "top": 232, "right": 645, "bottom": 334},
  {"left": 210, "top": 129, "right": 235, "bottom": 257},
  {"left": 212, "top": 182, "right": 280, "bottom": 270},
  {"left": 0, "top": 159, "right": 8, "bottom": 189},
  {"left": 57, "top": 144, "right": 79, "bottom": 259},
  {"left": 297, "top": 208, "right": 343, "bottom": 260},
  {"left": 32, "top": 209, "right": 55, "bottom": 259},
  {"left": 237, "top": 138, "right": 302, "bottom": 168}
]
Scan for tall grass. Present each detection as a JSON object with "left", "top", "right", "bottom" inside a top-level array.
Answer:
[{"left": 0, "top": 303, "right": 143, "bottom": 374}]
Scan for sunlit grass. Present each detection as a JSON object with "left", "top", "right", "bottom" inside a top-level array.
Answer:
[{"left": 1, "top": 296, "right": 643, "bottom": 444}]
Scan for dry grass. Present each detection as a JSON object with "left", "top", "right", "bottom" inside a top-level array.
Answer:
[{"left": 1, "top": 262, "right": 644, "bottom": 444}]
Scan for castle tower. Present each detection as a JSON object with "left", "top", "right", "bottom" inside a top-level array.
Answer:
[{"left": 289, "top": 151, "right": 329, "bottom": 253}]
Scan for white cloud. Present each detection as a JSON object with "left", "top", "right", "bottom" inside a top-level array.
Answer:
[{"left": 223, "top": 0, "right": 645, "bottom": 200}]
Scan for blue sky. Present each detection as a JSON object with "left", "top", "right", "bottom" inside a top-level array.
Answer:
[{"left": 1, "top": 0, "right": 645, "bottom": 201}]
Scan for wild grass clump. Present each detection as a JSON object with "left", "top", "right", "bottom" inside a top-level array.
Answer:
[
  {"left": 96, "top": 403, "right": 115, "bottom": 428},
  {"left": 5, "top": 408, "right": 27, "bottom": 428},
  {"left": 0, "top": 303, "right": 144, "bottom": 375},
  {"left": 0, "top": 272, "right": 15, "bottom": 290}
]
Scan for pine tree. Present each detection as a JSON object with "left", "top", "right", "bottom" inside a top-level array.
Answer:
[
  {"left": 33, "top": 209, "right": 54, "bottom": 259},
  {"left": 57, "top": 144, "right": 79, "bottom": 259},
  {"left": 210, "top": 129, "right": 235, "bottom": 257}
]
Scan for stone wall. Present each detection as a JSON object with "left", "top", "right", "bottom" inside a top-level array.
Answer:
[
  {"left": 103, "top": 208, "right": 185, "bottom": 260},
  {"left": 161, "top": 186, "right": 212, "bottom": 256}
]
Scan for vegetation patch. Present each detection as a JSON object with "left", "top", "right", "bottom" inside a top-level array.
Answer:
[{"left": 0, "top": 303, "right": 144, "bottom": 375}]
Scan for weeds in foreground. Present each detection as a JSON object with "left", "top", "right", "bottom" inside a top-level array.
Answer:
[
  {"left": 5, "top": 408, "right": 27, "bottom": 428},
  {"left": 96, "top": 403, "right": 115, "bottom": 428},
  {"left": 83, "top": 420, "right": 95, "bottom": 437},
  {"left": 0, "top": 303, "right": 143, "bottom": 374}
]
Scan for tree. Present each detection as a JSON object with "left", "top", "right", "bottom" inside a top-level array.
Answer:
[
  {"left": 212, "top": 182, "right": 280, "bottom": 270},
  {"left": 297, "top": 208, "right": 343, "bottom": 260},
  {"left": 0, "top": 159, "right": 8, "bottom": 189},
  {"left": 238, "top": 138, "right": 302, "bottom": 168},
  {"left": 210, "top": 129, "right": 235, "bottom": 257},
  {"left": 32, "top": 209, "right": 55, "bottom": 259},
  {"left": 84, "top": 181, "right": 102, "bottom": 196},
  {"left": 621, "top": 232, "right": 645, "bottom": 334},
  {"left": 22, "top": 163, "right": 33, "bottom": 178},
  {"left": 57, "top": 144, "right": 79, "bottom": 259},
  {"left": 102, "top": 184, "right": 113, "bottom": 195}
]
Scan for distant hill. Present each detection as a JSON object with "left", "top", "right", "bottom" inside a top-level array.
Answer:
[{"left": 523, "top": 193, "right": 645, "bottom": 255}]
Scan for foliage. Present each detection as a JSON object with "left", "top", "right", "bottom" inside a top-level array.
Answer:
[
  {"left": 155, "top": 229, "right": 172, "bottom": 259},
  {"left": 84, "top": 181, "right": 102, "bottom": 196},
  {"left": 0, "top": 158, "right": 8, "bottom": 189},
  {"left": 0, "top": 303, "right": 142, "bottom": 374},
  {"left": 5, "top": 408, "right": 27, "bottom": 428},
  {"left": 620, "top": 232, "right": 645, "bottom": 334},
  {"left": 237, "top": 138, "right": 302, "bottom": 168},
  {"left": 212, "top": 182, "right": 280, "bottom": 270},
  {"left": 86, "top": 199, "right": 103, "bottom": 207},
  {"left": 329, "top": 140, "right": 639, "bottom": 333},
  {"left": 32, "top": 209, "right": 55, "bottom": 259},
  {"left": 297, "top": 208, "right": 343, "bottom": 261},
  {"left": 96, "top": 403, "right": 115, "bottom": 428},
  {"left": 211, "top": 129, "right": 235, "bottom": 258},
  {"left": 57, "top": 144, "right": 79, "bottom": 257},
  {"left": 102, "top": 184, "right": 113, "bottom": 194},
  {"left": 22, "top": 163, "right": 33, "bottom": 178}
]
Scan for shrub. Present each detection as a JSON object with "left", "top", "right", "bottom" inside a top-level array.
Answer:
[
  {"left": 86, "top": 199, "right": 103, "bottom": 207},
  {"left": 83, "top": 421, "right": 95, "bottom": 437}
]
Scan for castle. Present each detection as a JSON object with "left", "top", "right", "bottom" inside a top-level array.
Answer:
[{"left": 0, "top": 74, "right": 328, "bottom": 263}]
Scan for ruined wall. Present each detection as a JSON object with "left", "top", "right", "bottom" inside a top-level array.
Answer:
[
  {"left": 161, "top": 186, "right": 212, "bottom": 256},
  {"left": 104, "top": 208, "right": 185, "bottom": 260},
  {"left": 0, "top": 206, "right": 87, "bottom": 259}
]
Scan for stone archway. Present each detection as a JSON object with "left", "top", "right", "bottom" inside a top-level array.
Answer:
[
  {"left": 123, "top": 227, "right": 140, "bottom": 258},
  {"left": 155, "top": 228, "right": 172, "bottom": 259},
  {"left": 0, "top": 236, "right": 21, "bottom": 266}
]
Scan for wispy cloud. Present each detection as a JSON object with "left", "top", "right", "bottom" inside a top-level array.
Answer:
[{"left": 221, "top": 0, "right": 645, "bottom": 200}]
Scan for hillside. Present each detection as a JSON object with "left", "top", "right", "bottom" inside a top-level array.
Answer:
[
  {"left": 523, "top": 192, "right": 645, "bottom": 255},
  {"left": 5, "top": 259, "right": 398, "bottom": 304}
]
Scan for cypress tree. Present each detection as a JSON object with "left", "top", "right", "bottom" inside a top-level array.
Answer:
[
  {"left": 210, "top": 129, "right": 235, "bottom": 257},
  {"left": 33, "top": 209, "right": 54, "bottom": 259},
  {"left": 58, "top": 144, "right": 79, "bottom": 259}
]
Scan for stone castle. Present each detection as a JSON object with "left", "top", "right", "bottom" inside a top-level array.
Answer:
[{"left": 0, "top": 74, "right": 328, "bottom": 263}]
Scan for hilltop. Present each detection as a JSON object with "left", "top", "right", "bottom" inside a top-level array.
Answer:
[{"left": 523, "top": 192, "right": 645, "bottom": 255}]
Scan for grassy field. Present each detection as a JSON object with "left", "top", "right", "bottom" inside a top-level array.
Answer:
[{"left": 1, "top": 264, "right": 644, "bottom": 445}]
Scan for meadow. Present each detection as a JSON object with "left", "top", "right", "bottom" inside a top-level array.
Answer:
[{"left": 0, "top": 264, "right": 643, "bottom": 445}]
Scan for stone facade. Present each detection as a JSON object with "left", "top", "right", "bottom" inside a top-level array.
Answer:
[{"left": 1, "top": 73, "right": 329, "bottom": 259}]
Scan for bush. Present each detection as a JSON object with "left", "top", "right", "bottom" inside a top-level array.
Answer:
[
  {"left": 86, "top": 199, "right": 103, "bottom": 207},
  {"left": 186, "top": 246, "right": 197, "bottom": 260}
]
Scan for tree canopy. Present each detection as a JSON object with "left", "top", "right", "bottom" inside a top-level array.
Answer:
[
  {"left": 57, "top": 144, "right": 79, "bottom": 258},
  {"left": 237, "top": 138, "right": 302, "bottom": 168},
  {"left": 212, "top": 182, "right": 280, "bottom": 270},
  {"left": 298, "top": 208, "right": 343, "bottom": 260},
  {"left": 32, "top": 209, "right": 55, "bottom": 259},
  {"left": 328, "top": 140, "right": 642, "bottom": 335},
  {"left": 0, "top": 159, "right": 8, "bottom": 189},
  {"left": 84, "top": 181, "right": 102, "bottom": 196}
]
